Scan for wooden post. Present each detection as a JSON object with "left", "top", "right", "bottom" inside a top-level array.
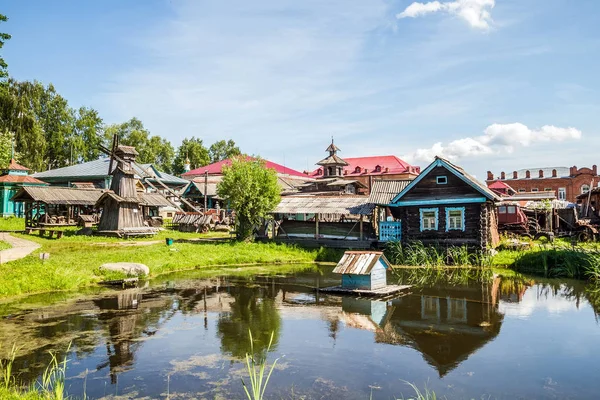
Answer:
[
  {"left": 315, "top": 213, "right": 320, "bottom": 238},
  {"left": 359, "top": 215, "right": 364, "bottom": 240},
  {"left": 204, "top": 170, "right": 208, "bottom": 212}
]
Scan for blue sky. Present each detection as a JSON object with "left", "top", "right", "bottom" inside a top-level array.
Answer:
[{"left": 3, "top": 0, "right": 599, "bottom": 178}]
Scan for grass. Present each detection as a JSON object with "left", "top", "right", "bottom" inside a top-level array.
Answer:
[
  {"left": 0, "top": 217, "right": 25, "bottom": 232},
  {"left": 384, "top": 241, "right": 492, "bottom": 267},
  {"left": 0, "top": 231, "right": 327, "bottom": 298},
  {"left": 512, "top": 246, "right": 600, "bottom": 281},
  {"left": 242, "top": 331, "right": 279, "bottom": 400},
  {"left": 0, "top": 240, "right": 12, "bottom": 251}
]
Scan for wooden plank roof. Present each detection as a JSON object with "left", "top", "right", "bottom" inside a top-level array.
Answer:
[
  {"left": 368, "top": 180, "right": 411, "bottom": 205},
  {"left": 12, "top": 186, "right": 105, "bottom": 205},
  {"left": 273, "top": 195, "right": 375, "bottom": 215},
  {"left": 333, "top": 251, "right": 391, "bottom": 275}
]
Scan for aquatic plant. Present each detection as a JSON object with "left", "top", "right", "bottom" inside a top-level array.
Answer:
[
  {"left": 396, "top": 381, "right": 440, "bottom": 400},
  {"left": 242, "top": 330, "right": 279, "bottom": 400},
  {"left": 385, "top": 241, "right": 492, "bottom": 268},
  {"left": 513, "top": 247, "right": 600, "bottom": 281},
  {"left": 393, "top": 265, "right": 494, "bottom": 287}
]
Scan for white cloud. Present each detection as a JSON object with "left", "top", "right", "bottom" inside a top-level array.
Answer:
[
  {"left": 397, "top": 0, "right": 496, "bottom": 30},
  {"left": 404, "top": 123, "right": 582, "bottom": 163}
]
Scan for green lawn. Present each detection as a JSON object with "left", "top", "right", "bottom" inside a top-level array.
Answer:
[
  {"left": 0, "top": 231, "right": 321, "bottom": 298},
  {"left": 0, "top": 240, "right": 12, "bottom": 251},
  {"left": 0, "top": 217, "right": 25, "bottom": 232}
]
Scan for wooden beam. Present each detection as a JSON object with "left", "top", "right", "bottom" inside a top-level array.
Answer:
[{"left": 315, "top": 214, "right": 319, "bottom": 238}]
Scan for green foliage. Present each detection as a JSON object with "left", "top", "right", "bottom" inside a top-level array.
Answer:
[
  {"left": 513, "top": 247, "right": 600, "bottom": 281},
  {"left": 0, "top": 217, "right": 25, "bottom": 231},
  {"left": 0, "top": 14, "right": 11, "bottom": 84},
  {"left": 172, "top": 136, "right": 210, "bottom": 174},
  {"left": 217, "top": 157, "right": 281, "bottom": 240},
  {"left": 209, "top": 139, "right": 241, "bottom": 164},
  {"left": 241, "top": 331, "right": 279, "bottom": 400},
  {"left": 393, "top": 266, "right": 493, "bottom": 287},
  {"left": 384, "top": 241, "right": 492, "bottom": 267},
  {"left": 105, "top": 117, "right": 174, "bottom": 173},
  {"left": 0, "top": 129, "right": 13, "bottom": 167}
]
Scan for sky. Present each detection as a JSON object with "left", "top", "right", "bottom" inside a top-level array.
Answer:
[{"left": 3, "top": 0, "right": 600, "bottom": 178}]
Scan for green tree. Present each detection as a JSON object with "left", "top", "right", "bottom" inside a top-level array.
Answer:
[
  {"left": 71, "top": 106, "right": 104, "bottom": 162},
  {"left": 0, "top": 14, "right": 11, "bottom": 85},
  {"left": 172, "top": 137, "right": 210, "bottom": 174},
  {"left": 105, "top": 117, "right": 175, "bottom": 172},
  {"left": 217, "top": 156, "right": 280, "bottom": 240},
  {"left": 209, "top": 139, "right": 241, "bottom": 164},
  {"left": 0, "top": 129, "right": 13, "bottom": 167}
]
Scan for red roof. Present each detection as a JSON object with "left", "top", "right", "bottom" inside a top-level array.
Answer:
[
  {"left": 182, "top": 157, "right": 308, "bottom": 178},
  {"left": 7, "top": 159, "right": 30, "bottom": 171},
  {"left": 309, "top": 155, "right": 419, "bottom": 178},
  {"left": 0, "top": 175, "right": 47, "bottom": 184},
  {"left": 488, "top": 181, "right": 514, "bottom": 190}
]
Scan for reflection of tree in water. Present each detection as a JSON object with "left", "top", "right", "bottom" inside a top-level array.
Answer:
[{"left": 216, "top": 285, "right": 281, "bottom": 359}]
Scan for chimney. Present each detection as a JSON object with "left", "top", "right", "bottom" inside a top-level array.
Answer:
[
  {"left": 385, "top": 167, "right": 389, "bottom": 173},
  {"left": 500, "top": 172, "right": 505, "bottom": 180},
  {"left": 570, "top": 166, "right": 577, "bottom": 176},
  {"left": 487, "top": 171, "right": 494, "bottom": 181},
  {"left": 552, "top": 169, "right": 557, "bottom": 178},
  {"left": 364, "top": 168, "right": 368, "bottom": 173},
  {"left": 513, "top": 171, "right": 518, "bottom": 179},
  {"left": 539, "top": 169, "right": 544, "bottom": 178},
  {"left": 525, "top": 170, "right": 531, "bottom": 179},
  {"left": 593, "top": 165, "right": 598, "bottom": 175}
]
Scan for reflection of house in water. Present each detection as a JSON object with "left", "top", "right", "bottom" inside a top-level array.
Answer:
[
  {"left": 93, "top": 290, "right": 171, "bottom": 384},
  {"left": 333, "top": 278, "right": 507, "bottom": 377}
]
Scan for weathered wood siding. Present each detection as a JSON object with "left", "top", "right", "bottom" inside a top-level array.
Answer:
[
  {"left": 370, "top": 261, "right": 387, "bottom": 289},
  {"left": 401, "top": 166, "right": 484, "bottom": 201}
]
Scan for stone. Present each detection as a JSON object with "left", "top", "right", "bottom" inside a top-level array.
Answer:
[{"left": 99, "top": 262, "right": 150, "bottom": 276}]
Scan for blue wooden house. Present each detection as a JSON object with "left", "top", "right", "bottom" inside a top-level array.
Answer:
[{"left": 333, "top": 251, "right": 392, "bottom": 290}]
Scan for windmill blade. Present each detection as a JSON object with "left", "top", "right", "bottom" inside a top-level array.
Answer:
[{"left": 107, "top": 134, "right": 118, "bottom": 175}]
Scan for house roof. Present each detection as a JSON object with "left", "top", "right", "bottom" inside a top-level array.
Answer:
[
  {"left": 6, "top": 159, "right": 30, "bottom": 171},
  {"left": 0, "top": 175, "right": 48, "bottom": 185},
  {"left": 316, "top": 154, "right": 349, "bottom": 166},
  {"left": 182, "top": 157, "right": 308, "bottom": 178},
  {"left": 368, "top": 180, "right": 411, "bottom": 205},
  {"left": 12, "top": 186, "right": 106, "bottom": 205},
  {"left": 391, "top": 157, "right": 502, "bottom": 204},
  {"left": 274, "top": 195, "right": 374, "bottom": 215},
  {"left": 32, "top": 158, "right": 188, "bottom": 186},
  {"left": 310, "top": 155, "right": 419, "bottom": 178},
  {"left": 488, "top": 181, "right": 515, "bottom": 191},
  {"left": 333, "top": 251, "right": 391, "bottom": 275}
]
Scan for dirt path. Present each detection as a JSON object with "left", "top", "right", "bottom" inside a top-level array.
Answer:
[{"left": 0, "top": 233, "right": 41, "bottom": 264}]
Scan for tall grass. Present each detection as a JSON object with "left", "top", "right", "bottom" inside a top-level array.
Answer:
[
  {"left": 396, "top": 381, "right": 440, "bottom": 400},
  {"left": 385, "top": 241, "right": 492, "bottom": 267},
  {"left": 0, "top": 344, "right": 72, "bottom": 400},
  {"left": 513, "top": 247, "right": 600, "bottom": 281},
  {"left": 242, "top": 331, "right": 279, "bottom": 400}
]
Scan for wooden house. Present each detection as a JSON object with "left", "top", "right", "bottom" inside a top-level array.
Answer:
[
  {"left": 333, "top": 251, "right": 392, "bottom": 290},
  {"left": 0, "top": 159, "right": 48, "bottom": 217},
  {"left": 387, "top": 157, "right": 501, "bottom": 250}
]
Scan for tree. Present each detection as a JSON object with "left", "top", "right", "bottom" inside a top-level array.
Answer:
[
  {"left": 0, "top": 129, "right": 13, "bottom": 167},
  {"left": 209, "top": 139, "right": 241, "bottom": 164},
  {"left": 105, "top": 118, "right": 175, "bottom": 172},
  {"left": 71, "top": 107, "right": 104, "bottom": 162},
  {"left": 172, "top": 137, "right": 210, "bottom": 174},
  {"left": 0, "top": 14, "right": 11, "bottom": 85},
  {"left": 217, "top": 156, "right": 280, "bottom": 240}
]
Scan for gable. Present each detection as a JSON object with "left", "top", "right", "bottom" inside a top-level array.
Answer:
[{"left": 400, "top": 166, "right": 485, "bottom": 202}]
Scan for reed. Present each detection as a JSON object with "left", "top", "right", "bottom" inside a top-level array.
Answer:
[
  {"left": 241, "top": 330, "right": 279, "bottom": 400},
  {"left": 385, "top": 241, "right": 492, "bottom": 268},
  {"left": 396, "top": 381, "right": 440, "bottom": 400},
  {"left": 513, "top": 247, "right": 600, "bottom": 281}
]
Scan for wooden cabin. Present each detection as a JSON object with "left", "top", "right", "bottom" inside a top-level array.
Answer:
[
  {"left": 387, "top": 157, "right": 501, "bottom": 250},
  {"left": 333, "top": 251, "right": 391, "bottom": 290}
]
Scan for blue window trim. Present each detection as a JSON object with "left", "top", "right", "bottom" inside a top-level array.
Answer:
[
  {"left": 436, "top": 176, "right": 448, "bottom": 184},
  {"left": 420, "top": 208, "right": 438, "bottom": 231},
  {"left": 388, "top": 197, "right": 487, "bottom": 207},
  {"left": 445, "top": 207, "right": 466, "bottom": 232}
]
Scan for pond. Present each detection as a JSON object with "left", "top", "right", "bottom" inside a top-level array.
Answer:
[{"left": 1, "top": 266, "right": 600, "bottom": 399}]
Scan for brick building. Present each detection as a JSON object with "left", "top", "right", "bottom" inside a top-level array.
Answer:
[{"left": 486, "top": 165, "right": 600, "bottom": 203}]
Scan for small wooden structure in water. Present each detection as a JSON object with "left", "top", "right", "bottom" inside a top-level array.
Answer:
[{"left": 321, "top": 251, "right": 411, "bottom": 297}]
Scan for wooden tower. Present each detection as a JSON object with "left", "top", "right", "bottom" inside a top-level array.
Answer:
[{"left": 96, "top": 138, "right": 157, "bottom": 237}]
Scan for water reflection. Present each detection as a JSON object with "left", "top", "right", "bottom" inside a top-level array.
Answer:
[{"left": 0, "top": 268, "right": 599, "bottom": 399}]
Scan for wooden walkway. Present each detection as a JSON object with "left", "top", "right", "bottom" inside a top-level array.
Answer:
[{"left": 318, "top": 284, "right": 412, "bottom": 298}]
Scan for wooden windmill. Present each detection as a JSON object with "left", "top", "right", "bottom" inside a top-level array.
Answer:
[{"left": 96, "top": 134, "right": 158, "bottom": 237}]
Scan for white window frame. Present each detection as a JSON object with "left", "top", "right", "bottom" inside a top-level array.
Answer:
[
  {"left": 445, "top": 207, "right": 465, "bottom": 232},
  {"left": 436, "top": 176, "right": 448, "bottom": 185},
  {"left": 558, "top": 188, "right": 566, "bottom": 200},
  {"left": 531, "top": 188, "right": 539, "bottom": 192},
  {"left": 518, "top": 188, "right": 526, "bottom": 193},
  {"left": 419, "top": 208, "right": 438, "bottom": 231},
  {"left": 544, "top": 188, "right": 553, "bottom": 192}
]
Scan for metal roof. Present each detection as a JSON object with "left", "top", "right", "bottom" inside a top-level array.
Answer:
[
  {"left": 368, "top": 180, "right": 411, "bottom": 205},
  {"left": 333, "top": 251, "right": 391, "bottom": 275},
  {"left": 12, "top": 186, "right": 106, "bottom": 205},
  {"left": 33, "top": 158, "right": 188, "bottom": 186},
  {"left": 274, "top": 195, "right": 374, "bottom": 215}
]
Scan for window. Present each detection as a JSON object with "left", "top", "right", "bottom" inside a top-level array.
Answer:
[
  {"left": 420, "top": 208, "right": 438, "bottom": 231},
  {"left": 582, "top": 184, "right": 590, "bottom": 194},
  {"left": 507, "top": 206, "right": 516, "bottom": 214},
  {"left": 531, "top": 188, "right": 539, "bottom": 192},
  {"left": 498, "top": 206, "right": 507, "bottom": 214},
  {"left": 354, "top": 166, "right": 361, "bottom": 173},
  {"left": 558, "top": 188, "right": 566, "bottom": 200},
  {"left": 446, "top": 207, "right": 465, "bottom": 231},
  {"left": 436, "top": 176, "right": 448, "bottom": 185},
  {"left": 518, "top": 188, "right": 526, "bottom": 193},
  {"left": 545, "top": 188, "right": 553, "bottom": 192},
  {"left": 374, "top": 165, "right": 381, "bottom": 172}
]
